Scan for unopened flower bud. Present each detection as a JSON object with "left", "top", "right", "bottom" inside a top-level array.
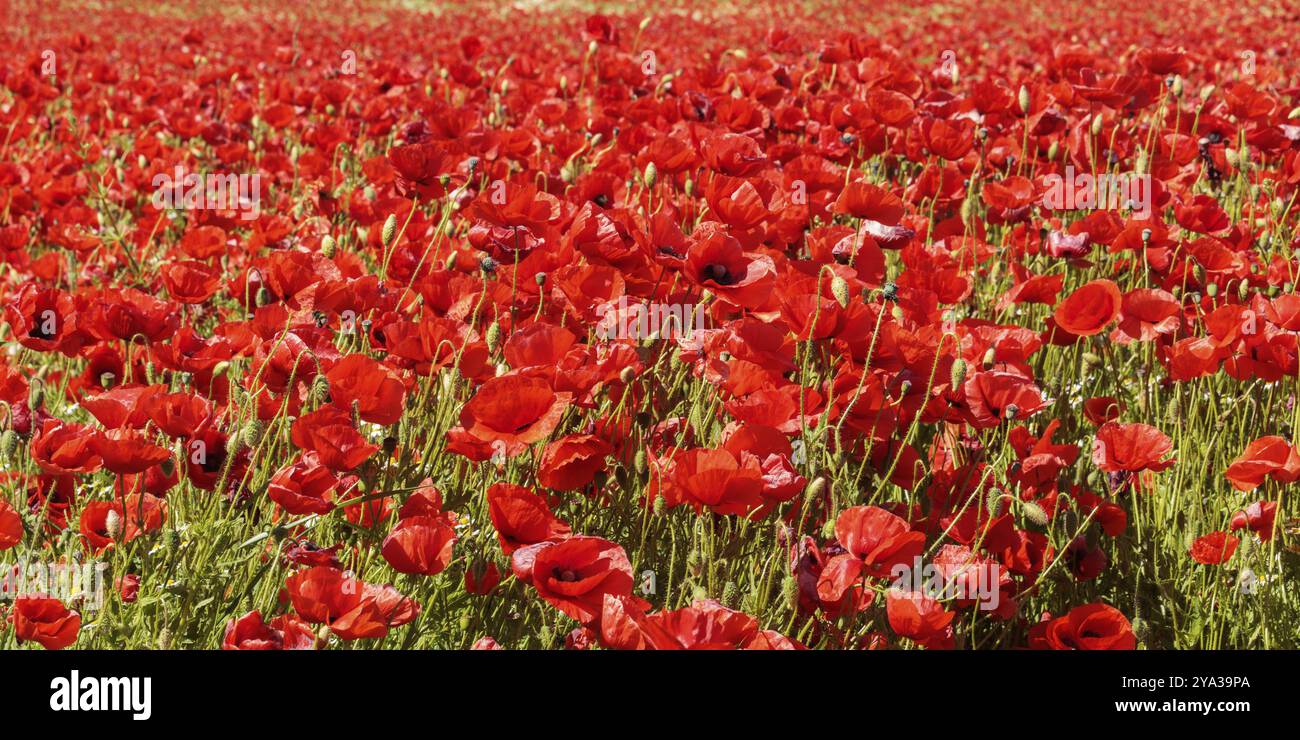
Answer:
[{"left": 381, "top": 214, "right": 398, "bottom": 247}]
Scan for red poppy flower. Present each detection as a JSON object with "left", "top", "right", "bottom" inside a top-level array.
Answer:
[
  {"left": 601, "top": 595, "right": 800, "bottom": 650},
  {"left": 1053, "top": 279, "right": 1122, "bottom": 337},
  {"left": 537, "top": 434, "right": 612, "bottom": 491},
  {"left": 1082, "top": 396, "right": 1125, "bottom": 425},
  {"left": 325, "top": 354, "right": 407, "bottom": 426},
  {"left": 285, "top": 566, "right": 419, "bottom": 641},
  {"left": 817, "top": 506, "right": 926, "bottom": 604},
  {"left": 457, "top": 374, "right": 572, "bottom": 456},
  {"left": 486, "top": 482, "right": 571, "bottom": 554},
  {"left": 886, "top": 588, "right": 956, "bottom": 650},
  {"left": 160, "top": 260, "right": 223, "bottom": 305},
  {"left": 1224, "top": 436, "right": 1300, "bottom": 491},
  {"left": 1091, "top": 422, "right": 1175, "bottom": 473},
  {"left": 11, "top": 595, "right": 81, "bottom": 650},
  {"left": 87, "top": 427, "right": 171, "bottom": 474},
  {"left": 1029, "top": 603, "right": 1136, "bottom": 650},
  {"left": 290, "top": 406, "right": 380, "bottom": 471},
  {"left": 222, "top": 610, "right": 315, "bottom": 650},
  {"left": 268, "top": 451, "right": 353, "bottom": 515},
  {"left": 1189, "top": 531, "right": 1239, "bottom": 565},
  {"left": 0, "top": 500, "right": 22, "bottom": 550},
  {"left": 382, "top": 489, "right": 457, "bottom": 578},
  {"left": 29, "top": 419, "right": 103, "bottom": 475},
  {"left": 683, "top": 224, "right": 776, "bottom": 309},
  {"left": 511, "top": 535, "right": 635, "bottom": 625}
]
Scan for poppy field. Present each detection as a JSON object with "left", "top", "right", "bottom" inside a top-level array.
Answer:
[{"left": 2, "top": 0, "right": 1299, "bottom": 651}]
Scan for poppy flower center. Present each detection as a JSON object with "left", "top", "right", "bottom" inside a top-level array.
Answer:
[
  {"left": 704, "top": 263, "right": 733, "bottom": 285},
  {"left": 554, "top": 568, "right": 580, "bottom": 582}
]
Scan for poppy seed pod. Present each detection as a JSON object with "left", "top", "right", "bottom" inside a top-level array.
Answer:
[{"left": 381, "top": 214, "right": 398, "bottom": 247}]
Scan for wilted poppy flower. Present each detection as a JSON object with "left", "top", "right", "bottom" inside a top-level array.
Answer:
[
  {"left": 1029, "top": 603, "right": 1136, "bottom": 650},
  {"left": 11, "top": 594, "right": 80, "bottom": 650},
  {"left": 1230, "top": 501, "right": 1277, "bottom": 542},
  {"left": 1053, "top": 279, "right": 1122, "bottom": 336}
]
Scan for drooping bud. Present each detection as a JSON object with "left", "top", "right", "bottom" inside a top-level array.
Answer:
[
  {"left": 830, "top": 274, "right": 850, "bottom": 308},
  {"left": 949, "top": 358, "right": 967, "bottom": 389}
]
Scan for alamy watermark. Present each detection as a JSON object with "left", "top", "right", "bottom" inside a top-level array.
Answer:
[
  {"left": 151, "top": 166, "right": 261, "bottom": 220},
  {"left": 1, "top": 559, "right": 108, "bottom": 611},
  {"left": 1041, "top": 165, "right": 1151, "bottom": 220},
  {"left": 595, "top": 297, "right": 708, "bottom": 341}
]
